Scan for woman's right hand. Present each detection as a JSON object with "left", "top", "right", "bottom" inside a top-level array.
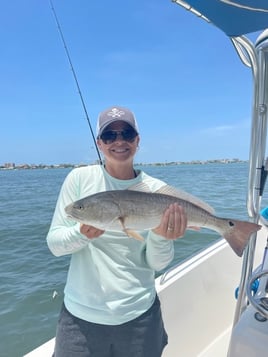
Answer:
[{"left": 80, "top": 224, "right": 105, "bottom": 239}]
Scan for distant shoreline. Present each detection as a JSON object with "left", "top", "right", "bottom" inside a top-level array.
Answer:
[{"left": 0, "top": 158, "right": 247, "bottom": 170}]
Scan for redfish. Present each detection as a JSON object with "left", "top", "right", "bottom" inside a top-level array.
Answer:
[{"left": 65, "top": 184, "right": 261, "bottom": 257}]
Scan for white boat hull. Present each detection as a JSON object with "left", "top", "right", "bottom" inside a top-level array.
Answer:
[
  {"left": 158, "top": 240, "right": 240, "bottom": 357},
  {"left": 158, "top": 228, "right": 267, "bottom": 357}
]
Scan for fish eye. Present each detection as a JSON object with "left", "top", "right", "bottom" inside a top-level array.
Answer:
[{"left": 74, "top": 203, "right": 84, "bottom": 210}]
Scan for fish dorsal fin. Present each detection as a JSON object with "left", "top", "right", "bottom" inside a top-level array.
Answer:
[
  {"left": 128, "top": 183, "right": 215, "bottom": 214},
  {"left": 127, "top": 182, "right": 153, "bottom": 193},
  {"left": 155, "top": 185, "right": 215, "bottom": 214}
]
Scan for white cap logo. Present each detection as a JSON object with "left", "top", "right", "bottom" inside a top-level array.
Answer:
[{"left": 107, "top": 108, "right": 125, "bottom": 118}]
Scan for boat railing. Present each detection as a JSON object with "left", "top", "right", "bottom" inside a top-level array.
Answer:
[
  {"left": 232, "top": 30, "right": 268, "bottom": 324},
  {"left": 247, "top": 268, "right": 268, "bottom": 319}
]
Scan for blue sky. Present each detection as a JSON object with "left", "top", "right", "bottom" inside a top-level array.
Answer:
[{"left": 0, "top": 0, "right": 262, "bottom": 165}]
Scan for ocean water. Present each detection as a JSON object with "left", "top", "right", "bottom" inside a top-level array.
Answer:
[{"left": 1, "top": 163, "right": 267, "bottom": 357}]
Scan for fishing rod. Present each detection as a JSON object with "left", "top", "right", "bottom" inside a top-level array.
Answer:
[{"left": 49, "top": 0, "right": 103, "bottom": 165}]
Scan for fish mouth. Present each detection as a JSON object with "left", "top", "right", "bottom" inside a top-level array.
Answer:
[
  {"left": 64, "top": 204, "right": 72, "bottom": 215},
  {"left": 65, "top": 211, "right": 83, "bottom": 223},
  {"left": 64, "top": 204, "right": 85, "bottom": 223},
  {"left": 64, "top": 205, "right": 78, "bottom": 220}
]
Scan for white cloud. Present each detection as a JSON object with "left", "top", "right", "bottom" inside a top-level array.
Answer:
[{"left": 200, "top": 119, "right": 250, "bottom": 135}]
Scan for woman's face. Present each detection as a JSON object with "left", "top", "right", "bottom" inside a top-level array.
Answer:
[{"left": 97, "top": 120, "right": 140, "bottom": 165}]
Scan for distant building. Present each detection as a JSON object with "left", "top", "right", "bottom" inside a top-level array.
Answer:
[{"left": 3, "top": 162, "right": 15, "bottom": 169}]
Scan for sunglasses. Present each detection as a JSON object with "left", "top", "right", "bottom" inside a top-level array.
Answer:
[{"left": 99, "top": 129, "right": 138, "bottom": 144}]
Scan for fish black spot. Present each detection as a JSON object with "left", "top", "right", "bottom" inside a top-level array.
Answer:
[{"left": 229, "top": 221, "right": 235, "bottom": 227}]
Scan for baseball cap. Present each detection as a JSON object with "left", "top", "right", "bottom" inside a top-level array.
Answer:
[{"left": 96, "top": 106, "right": 139, "bottom": 137}]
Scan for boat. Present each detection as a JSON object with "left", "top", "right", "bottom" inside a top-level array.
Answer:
[{"left": 24, "top": 1, "right": 268, "bottom": 356}]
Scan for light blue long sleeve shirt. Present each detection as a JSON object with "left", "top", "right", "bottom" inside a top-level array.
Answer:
[{"left": 47, "top": 165, "right": 174, "bottom": 325}]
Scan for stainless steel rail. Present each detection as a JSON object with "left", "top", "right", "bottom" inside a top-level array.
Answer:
[{"left": 232, "top": 31, "right": 268, "bottom": 325}]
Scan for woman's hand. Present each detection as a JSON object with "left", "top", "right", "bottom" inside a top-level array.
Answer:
[
  {"left": 152, "top": 203, "right": 187, "bottom": 240},
  {"left": 80, "top": 224, "right": 105, "bottom": 239}
]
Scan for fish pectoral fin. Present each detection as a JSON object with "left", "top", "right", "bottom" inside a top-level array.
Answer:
[
  {"left": 124, "top": 229, "right": 144, "bottom": 241},
  {"left": 118, "top": 217, "right": 144, "bottom": 241}
]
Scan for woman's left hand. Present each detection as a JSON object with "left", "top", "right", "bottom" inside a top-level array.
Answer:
[{"left": 152, "top": 203, "right": 187, "bottom": 240}]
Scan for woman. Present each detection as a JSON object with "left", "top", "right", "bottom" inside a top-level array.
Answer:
[{"left": 47, "top": 105, "right": 187, "bottom": 357}]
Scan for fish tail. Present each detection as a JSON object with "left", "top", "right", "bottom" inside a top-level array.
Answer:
[{"left": 222, "top": 220, "right": 262, "bottom": 257}]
